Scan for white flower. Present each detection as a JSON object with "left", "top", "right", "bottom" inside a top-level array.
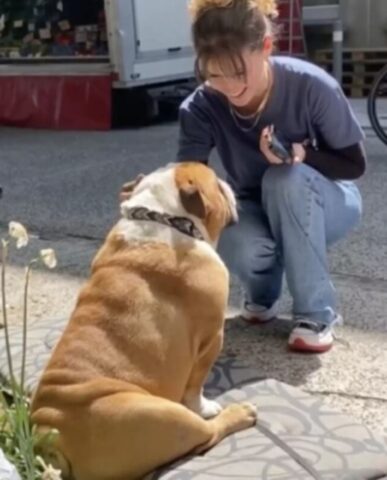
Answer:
[
  {"left": 36, "top": 457, "right": 62, "bottom": 480},
  {"left": 8, "top": 222, "right": 29, "bottom": 249},
  {"left": 40, "top": 249, "right": 57, "bottom": 269},
  {"left": 41, "top": 464, "right": 62, "bottom": 480}
]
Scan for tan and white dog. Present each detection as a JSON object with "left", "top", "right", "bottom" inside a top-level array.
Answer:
[{"left": 31, "top": 162, "right": 257, "bottom": 480}]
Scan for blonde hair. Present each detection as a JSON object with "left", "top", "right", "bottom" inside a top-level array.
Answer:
[{"left": 189, "top": 0, "right": 279, "bottom": 21}]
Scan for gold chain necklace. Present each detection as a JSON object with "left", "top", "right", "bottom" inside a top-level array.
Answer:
[{"left": 229, "top": 65, "right": 273, "bottom": 133}]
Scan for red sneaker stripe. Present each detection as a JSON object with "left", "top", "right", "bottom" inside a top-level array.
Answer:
[{"left": 289, "top": 337, "right": 332, "bottom": 353}]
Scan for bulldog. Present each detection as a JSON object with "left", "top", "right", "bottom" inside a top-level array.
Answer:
[{"left": 31, "top": 162, "right": 257, "bottom": 480}]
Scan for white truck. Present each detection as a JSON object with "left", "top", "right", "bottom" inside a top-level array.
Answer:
[
  {"left": 107, "top": 0, "right": 195, "bottom": 89},
  {"left": 106, "top": 0, "right": 196, "bottom": 123}
]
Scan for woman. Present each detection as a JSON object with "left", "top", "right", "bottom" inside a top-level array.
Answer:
[{"left": 177, "top": 0, "right": 366, "bottom": 353}]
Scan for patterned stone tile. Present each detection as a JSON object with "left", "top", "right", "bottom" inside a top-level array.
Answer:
[{"left": 0, "top": 318, "right": 66, "bottom": 391}]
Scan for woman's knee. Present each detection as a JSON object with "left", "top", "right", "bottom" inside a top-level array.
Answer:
[
  {"left": 326, "top": 183, "right": 363, "bottom": 245},
  {"left": 262, "top": 164, "right": 318, "bottom": 207},
  {"left": 218, "top": 229, "right": 277, "bottom": 280}
]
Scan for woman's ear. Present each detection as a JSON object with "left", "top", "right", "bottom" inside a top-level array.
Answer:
[{"left": 262, "top": 35, "right": 273, "bottom": 57}]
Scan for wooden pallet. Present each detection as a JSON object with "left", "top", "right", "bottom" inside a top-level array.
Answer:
[
  {"left": 315, "top": 48, "right": 387, "bottom": 97},
  {"left": 343, "top": 86, "right": 371, "bottom": 98},
  {"left": 343, "top": 72, "right": 377, "bottom": 87},
  {"left": 315, "top": 48, "right": 387, "bottom": 63},
  {"left": 341, "top": 80, "right": 387, "bottom": 99},
  {"left": 320, "top": 64, "right": 382, "bottom": 96},
  {"left": 316, "top": 48, "right": 387, "bottom": 74}
]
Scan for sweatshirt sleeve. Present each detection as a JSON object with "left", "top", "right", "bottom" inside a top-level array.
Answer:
[
  {"left": 308, "top": 73, "right": 365, "bottom": 150},
  {"left": 177, "top": 90, "right": 215, "bottom": 163}
]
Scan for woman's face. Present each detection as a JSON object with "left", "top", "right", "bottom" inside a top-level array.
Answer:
[{"left": 204, "top": 40, "right": 272, "bottom": 108}]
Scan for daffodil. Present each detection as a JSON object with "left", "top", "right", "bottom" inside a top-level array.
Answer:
[
  {"left": 8, "top": 221, "right": 29, "bottom": 249},
  {"left": 40, "top": 249, "right": 57, "bottom": 269}
]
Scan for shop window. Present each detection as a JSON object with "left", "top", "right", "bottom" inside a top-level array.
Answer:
[{"left": 0, "top": 0, "right": 108, "bottom": 59}]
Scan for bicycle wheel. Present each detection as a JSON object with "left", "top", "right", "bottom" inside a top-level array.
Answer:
[{"left": 367, "top": 64, "right": 387, "bottom": 145}]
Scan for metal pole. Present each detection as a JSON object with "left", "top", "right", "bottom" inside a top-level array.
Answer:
[
  {"left": 333, "top": 19, "right": 343, "bottom": 84},
  {"left": 366, "top": 0, "right": 371, "bottom": 47},
  {"left": 289, "top": 0, "right": 294, "bottom": 55},
  {"left": 298, "top": 0, "right": 308, "bottom": 57}
]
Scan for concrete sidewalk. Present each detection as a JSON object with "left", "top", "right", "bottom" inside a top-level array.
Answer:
[
  {"left": 351, "top": 98, "right": 387, "bottom": 131},
  {"left": 0, "top": 99, "right": 386, "bottom": 440}
]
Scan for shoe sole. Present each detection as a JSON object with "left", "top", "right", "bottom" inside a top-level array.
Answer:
[
  {"left": 241, "top": 316, "right": 275, "bottom": 325},
  {"left": 288, "top": 337, "right": 332, "bottom": 353}
]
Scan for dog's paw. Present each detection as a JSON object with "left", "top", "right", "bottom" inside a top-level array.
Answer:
[
  {"left": 184, "top": 393, "right": 223, "bottom": 419},
  {"left": 199, "top": 397, "right": 223, "bottom": 419}
]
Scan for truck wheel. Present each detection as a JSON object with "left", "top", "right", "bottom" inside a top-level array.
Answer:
[{"left": 112, "top": 88, "right": 158, "bottom": 127}]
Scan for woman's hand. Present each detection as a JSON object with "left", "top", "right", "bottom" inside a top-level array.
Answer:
[
  {"left": 259, "top": 126, "right": 283, "bottom": 164},
  {"left": 259, "top": 126, "right": 306, "bottom": 165},
  {"left": 291, "top": 142, "right": 307, "bottom": 164}
]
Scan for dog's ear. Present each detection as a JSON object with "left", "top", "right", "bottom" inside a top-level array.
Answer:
[
  {"left": 179, "top": 183, "right": 207, "bottom": 219},
  {"left": 119, "top": 174, "right": 145, "bottom": 202},
  {"left": 218, "top": 179, "right": 238, "bottom": 225}
]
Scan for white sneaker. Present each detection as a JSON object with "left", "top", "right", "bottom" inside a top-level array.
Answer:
[
  {"left": 288, "top": 315, "right": 343, "bottom": 353},
  {"left": 241, "top": 302, "right": 278, "bottom": 324}
]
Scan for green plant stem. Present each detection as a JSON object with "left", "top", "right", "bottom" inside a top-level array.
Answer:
[
  {"left": 0, "top": 389, "right": 13, "bottom": 427},
  {"left": 18, "top": 408, "right": 36, "bottom": 480},
  {"left": 1, "top": 240, "right": 15, "bottom": 384},
  {"left": 21, "top": 260, "right": 37, "bottom": 391},
  {"left": 0, "top": 238, "right": 50, "bottom": 479}
]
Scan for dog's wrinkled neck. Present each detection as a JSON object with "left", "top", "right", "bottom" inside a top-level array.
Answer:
[{"left": 120, "top": 168, "right": 215, "bottom": 245}]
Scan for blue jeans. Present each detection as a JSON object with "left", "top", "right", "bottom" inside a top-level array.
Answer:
[{"left": 218, "top": 164, "right": 362, "bottom": 325}]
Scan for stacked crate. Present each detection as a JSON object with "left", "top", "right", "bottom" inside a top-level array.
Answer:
[{"left": 315, "top": 48, "right": 387, "bottom": 97}]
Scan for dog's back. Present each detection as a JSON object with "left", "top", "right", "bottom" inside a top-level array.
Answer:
[
  {"left": 31, "top": 163, "right": 256, "bottom": 480},
  {"left": 32, "top": 236, "right": 228, "bottom": 407}
]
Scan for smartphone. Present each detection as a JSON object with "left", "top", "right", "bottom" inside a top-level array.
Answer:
[{"left": 268, "top": 132, "right": 293, "bottom": 164}]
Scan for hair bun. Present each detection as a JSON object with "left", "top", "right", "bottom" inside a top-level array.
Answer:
[
  {"left": 188, "top": 0, "right": 233, "bottom": 20},
  {"left": 189, "top": 0, "right": 278, "bottom": 20},
  {"left": 254, "top": 0, "right": 279, "bottom": 18}
]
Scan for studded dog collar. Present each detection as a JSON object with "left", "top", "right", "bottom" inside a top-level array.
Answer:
[{"left": 124, "top": 206, "right": 205, "bottom": 241}]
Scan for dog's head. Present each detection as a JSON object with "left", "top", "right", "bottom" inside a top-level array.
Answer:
[
  {"left": 174, "top": 162, "right": 238, "bottom": 241},
  {"left": 120, "top": 163, "right": 237, "bottom": 243}
]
